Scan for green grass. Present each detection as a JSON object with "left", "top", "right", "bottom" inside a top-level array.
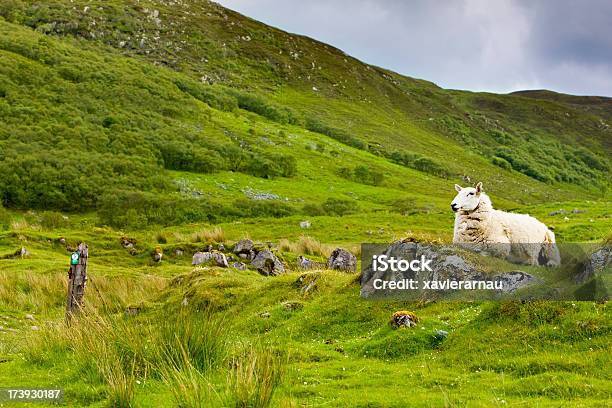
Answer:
[{"left": 0, "top": 0, "right": 611, "bottom": 406}]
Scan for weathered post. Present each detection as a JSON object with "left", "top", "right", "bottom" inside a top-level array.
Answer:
[{"left": 66, "top": 242, "right": 88, "bottom": 322}]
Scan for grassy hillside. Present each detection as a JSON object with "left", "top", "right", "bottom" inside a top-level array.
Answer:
[{"left": 0, "top": 0, "right": 611, "bottom": 407}]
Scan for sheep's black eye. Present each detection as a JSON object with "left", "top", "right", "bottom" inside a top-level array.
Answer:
[{"left": 467, "top": 192, "right": 474, "bottom": 196}]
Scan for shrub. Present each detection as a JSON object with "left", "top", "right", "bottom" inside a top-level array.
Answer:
[
  {"left": 389, "top": 150, "right": 451, "bottom": 178},
  {"left": 174, "top": 79, "right": 238, "bottom": 112},
  {"left": 302, "top": 203, "right": 326, "bottom": 216},
  {"left": 40, "top": 211, "right": 68, "bottom": 230},
  {"left": 305, "top": 117, "right": 366, "bottom": 150},
  {"left": 491, "top": 156, "right": 512, "bottom": 170},
  {"left": 0, "top": 204, "right": 11, "bottom": 230},
  {"left": 232, "top": 199, "right": 295, "bottom": 218},
  {"left": 322, "top": 198, "right": 357, "bottom": 216},
  {"left": 230, "top": 91, "right": 300, "bottom": 125}
]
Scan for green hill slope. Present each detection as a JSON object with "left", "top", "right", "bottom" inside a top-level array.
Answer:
[{"left": 0, "top": 0, "right": 611, "bottom": 224}]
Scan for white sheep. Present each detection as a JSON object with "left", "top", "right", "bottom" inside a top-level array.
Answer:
[{"left": 451, "top": 182, "right": 560, "bottom": 266}]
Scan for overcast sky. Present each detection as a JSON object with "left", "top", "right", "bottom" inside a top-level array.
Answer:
[{"left": 218, "top": 0, "right": 612, "bottom": 97}]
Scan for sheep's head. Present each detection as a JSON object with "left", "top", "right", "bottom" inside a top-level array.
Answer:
[{"left": 451, "top": 182, "right": 483, "bottom": 213}]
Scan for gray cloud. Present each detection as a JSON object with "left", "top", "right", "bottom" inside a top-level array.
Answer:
[{"left": 218, "top": 0, "right": 612, "bottom": 96}]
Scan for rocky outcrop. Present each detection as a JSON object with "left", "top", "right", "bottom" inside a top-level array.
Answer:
[
  {"left": 361, "top": 240, "right": 543, "bottom": 299},
  {"left": 192, "top": 251, "right": 228, "bottom": 267},
  {"left": 233, "top": 239, "right": 255, "bottom": 260},
  {"left": 251, "top": 250, "right": 285, "bottom": 276},
  {"left": 327, "top": 248, "right": 357, "bottom": 272}
]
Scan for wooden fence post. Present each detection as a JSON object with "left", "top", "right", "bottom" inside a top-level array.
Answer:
[{"left": 66, "top": 242, "right": 88, "bottom": 322}]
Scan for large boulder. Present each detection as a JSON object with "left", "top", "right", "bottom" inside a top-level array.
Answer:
[
  {"left": 251, "top": 250, "right": 285, "bottom": 276},
  {"left": 233, "top": 238, "right": 254, "bottom": 253},
  {"left": 360, "top": 240, "right": 542, "bottom": 299},
  {"left": 233, "top": 239, "right": 255, "bottom": 259},
  {"left": 192, "top": 251, "right": 212, "bottom": 265},
  {"left": 192, "top": 251, "right": 228, "bottom": 267},
  {"left": 327, "top": 248, "right": 357, "bottom": 272}
]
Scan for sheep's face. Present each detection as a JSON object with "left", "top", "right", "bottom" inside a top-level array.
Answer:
[{"left": 451, "top": 183, "right": 482, "bottom": 213}]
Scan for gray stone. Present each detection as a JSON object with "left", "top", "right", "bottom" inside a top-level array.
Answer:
[
  {"left": 575, "top": 247, "right": 611, "bottom": 283},
  {"left": 299, "top": 220, "right": 311, "bottom": 229},
  {"left": 297, "top": 255, "right": 323, "bottom": 270},
  {"left": 492, "top": 271, "right": 542, "bottom": 293},
  {"left": 234, "top": 239, "right": 254, "bottom": 254},
  {"left": 435, "top": 329, "right": 449, "bottom": 339},
  {"left": 252, "top": 250, "right": 285, "bottom": 276},
  {"left": 192, "top": 251, "right": 213, "bottom": 265},
  {"left": 327, "top": 248, "right": 357, "bottom": 272},
  {"left": 211, "top": 252, "right": 229, "bottom": 268},
  {"left": 232, "top": 262, "right": 247, "bottom": 270},
  {"left": 25, "top": 314, "right": 35, "bottom": 321}
]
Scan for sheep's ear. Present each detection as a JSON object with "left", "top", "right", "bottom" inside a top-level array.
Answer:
[
  {"left": 454, "top": 184, "right": 462, "bottom": 192},
  {"left": 476, "top": 182, "right": 483, "bottom": 193}
]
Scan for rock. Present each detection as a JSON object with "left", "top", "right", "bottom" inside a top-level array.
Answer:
[
  {"left": 234, "top": 239, "right": 254, "bottom": 255},
  {"left": 120, "top": 236, "right": 136, "bottom": 249},
  {"left": 125, "top": 306, "right": 141, "bottom": 316},
  {"left": 218, "top": 243, "right": 225, "bottom": 252},
  {"left": 59, "top": 237, "right": 66, "bottom": 245},
  {"left": 192, "top": 251, "right": 212, "bottom": 265},
  {"left": 327, "top": 248, "right": 357, "bottom": 272},
  {"left": 232, "top": 262, "right": 247, "bottom": 270},
  {"left": 258, "top": 312, "right": 271, "bottom": 318},
  {"left": 252, "top": 250, "right": 285, "bottom": 276},
  {"left": 211, "top": 252, "right": 229, "bottom": 268},
  {"left": 25, "top": 314, "right": 35, "bottom": 321},
  {"left": 297, "top": 255, "right": 323, "bottom": 270},
  {"left": 18, "top": 247, "right": 29, "bottom": 258},
  {"left": 493, "top": 271, "right": 542, "bottom": 293},
  {"left": 360, "top": 240, "right": 484, "bottom": 298},
  {"left": 282, "top": 301, "right": 303, "bottom": 311},
  {"left": 548, "top": 209, "right": 565, "bottom": 216},
  {"left": 575, "top": 247, "right": 611, "bottom": 284},
  {"left": 434, "top": 329, "right": 449, "bottom": 339},
  {"left": 174, "top": 249, "right": 184, "bottom": 257},
  {"left": 299, "top": 220, "right": 311, "bottom": 229},
  {"left": 192, "top": 251, "right": 228, "bottom": 267},
  {"left": 31, "top": 326, "right": 39, "bottom": 331},
  {"left": 390, "top": 311, "right": 419, "bottom": 328}
]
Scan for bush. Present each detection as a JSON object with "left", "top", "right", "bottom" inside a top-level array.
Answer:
[
  {"left": 322, "top": 198, "right": 357, "bottom": 216},
  {"left": 0, "top": 204, "right": 10, "bottom": 230},
  {"left": 230, "top": 91, "right": 300, "bottom": 125},
  {"left": 389, "top": 150, "right": 451, "bottom": 178},
  {"left": 302, "top": 203, "right": 326, "bottom": 216},
  {"left": 492, "top": 156, "right": 512, "bottom": 170},
  {"left": 232, "top": 198, "right": 295, "bottom": 218},
  {"left": 97, "top": 191, "right": 223, "bottom": 229},
  {"left": 174, "top": 79, "right": 238, "bottom": 112},
  {"left": 337, "top": 165, "right": 384, "bottom": 186},
  {"left": 40, "top": 211, "right": 68, "bottom": 230},
  {"left": 305, "top": 117, "right": 366, "bottom": 150}
]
